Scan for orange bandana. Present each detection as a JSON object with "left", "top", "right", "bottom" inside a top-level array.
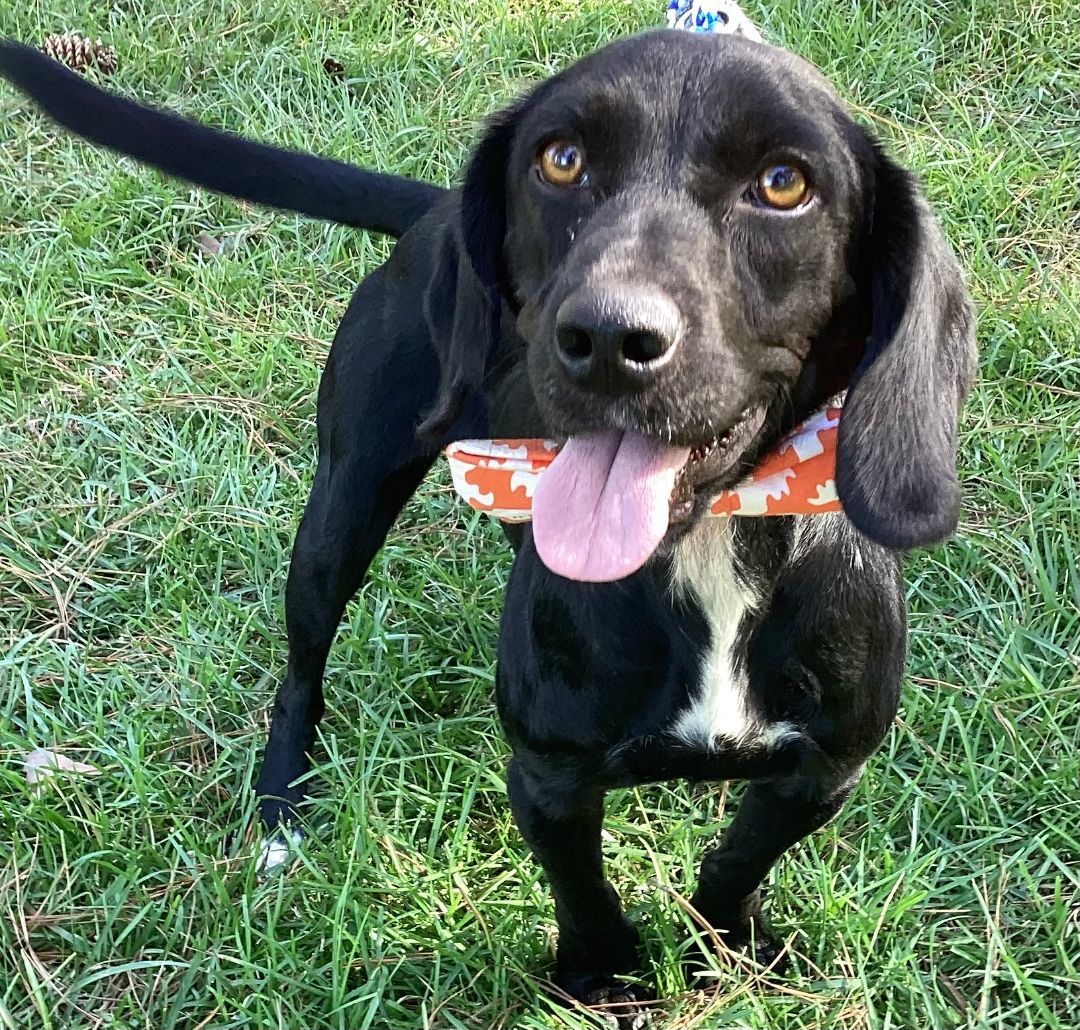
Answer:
[{"left": 446, "top": 404, "right": 843, "bottom": 522}]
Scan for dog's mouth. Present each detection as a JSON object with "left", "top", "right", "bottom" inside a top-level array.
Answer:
[
  {"left": 668, "top": 406, "right": 767, "bottom": 524},
  {"left": 531, "top": 406, "right": 767, "bottom": 583}
]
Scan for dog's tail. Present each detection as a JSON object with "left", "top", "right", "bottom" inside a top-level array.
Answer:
[{"left": 0, "top": 41, "right": 446, "bottom": 237}]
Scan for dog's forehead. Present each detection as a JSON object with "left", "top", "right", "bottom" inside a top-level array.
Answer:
[
  {"left": 578, "top": 30, "right": 832, "bottom": 85},
  {"left": 525, "top": 31, "right": 845, "bottom": 139}
]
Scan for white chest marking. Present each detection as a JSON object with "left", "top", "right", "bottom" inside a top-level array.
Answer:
[{"left": 670, "top": 520, "right": 759, "bottom": 746}]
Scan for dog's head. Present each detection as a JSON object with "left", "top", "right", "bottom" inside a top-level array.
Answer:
[{"left": 428, "top": 30, "right": 975, "bottom": 581}]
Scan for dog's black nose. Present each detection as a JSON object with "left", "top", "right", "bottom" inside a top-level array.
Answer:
[{"left": 555, "top": 286, "right": 682, "bottom": 393}]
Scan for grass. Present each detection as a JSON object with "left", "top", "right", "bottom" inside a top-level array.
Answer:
[{"left": 0, "top": 0, "right": 1077, "bottom": 1027}]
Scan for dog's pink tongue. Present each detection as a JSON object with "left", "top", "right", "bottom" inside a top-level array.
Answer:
[{"left": 532, "top": 431, "right": 691, "bottom": 582}]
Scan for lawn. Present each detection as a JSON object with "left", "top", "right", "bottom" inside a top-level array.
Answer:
[{"left": 0, "top": 0, "right": 1077, "bottom": 1027}]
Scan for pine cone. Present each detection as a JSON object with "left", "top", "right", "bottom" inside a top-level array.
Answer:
[{"left": 40, "top": 33, "right": 118, "bottom": 75}]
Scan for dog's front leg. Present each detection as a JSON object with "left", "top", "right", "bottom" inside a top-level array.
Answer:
[
  {"left": 507, "top": 758, "right": 649, "bottom": 1015},
  {"left": 686, "top": 771, "right": 859, "bottom": 975}
]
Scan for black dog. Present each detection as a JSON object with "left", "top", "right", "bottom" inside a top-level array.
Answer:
[{"left": 2, "top": 30, "right": 975, "bottom": 1011}]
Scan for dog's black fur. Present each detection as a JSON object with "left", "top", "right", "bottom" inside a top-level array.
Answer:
[{"left": 2, "top": 32, "right": 975, "bottom": 1012}]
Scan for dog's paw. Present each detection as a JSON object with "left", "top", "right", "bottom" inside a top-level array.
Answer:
[
  {"left": 711, "top": 916, "right": 787, "bottom": 970},
  {"left": 733, "top": 926, "right": 787, "bottom": 972},
  {"left": 683, "top": 918, "right": 789, "bottom": 989},
  {"left": 551, "top": 973, "right": 654, "bottom": 1028},
  {"left": 257, "top": 827, "right": 303, "bottom": 874}
]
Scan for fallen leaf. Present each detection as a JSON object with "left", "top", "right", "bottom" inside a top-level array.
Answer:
[
  {"left": 24, "top": 749, "right": 101, "bottom": 796},
  {"left": 195, "top": 231, "right": 246, "bottom": 258},
  {"left": 195, "top": 232, "right": 223, "bottom": 257}
]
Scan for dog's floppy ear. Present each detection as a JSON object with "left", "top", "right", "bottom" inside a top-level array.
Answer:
[
  {"left": 836, "top": 148, "right": 977, "bottom": 550},
  {"left": 417, "top": 112, "right": 518, "bottom": 441}
]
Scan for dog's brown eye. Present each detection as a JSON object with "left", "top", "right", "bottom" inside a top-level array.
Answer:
[
  {"left": 756, "top": 164, "right": 810, "bottom": 210},
  {"left": 538, "top": 140, "right": 587, "bottom": 187}
]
